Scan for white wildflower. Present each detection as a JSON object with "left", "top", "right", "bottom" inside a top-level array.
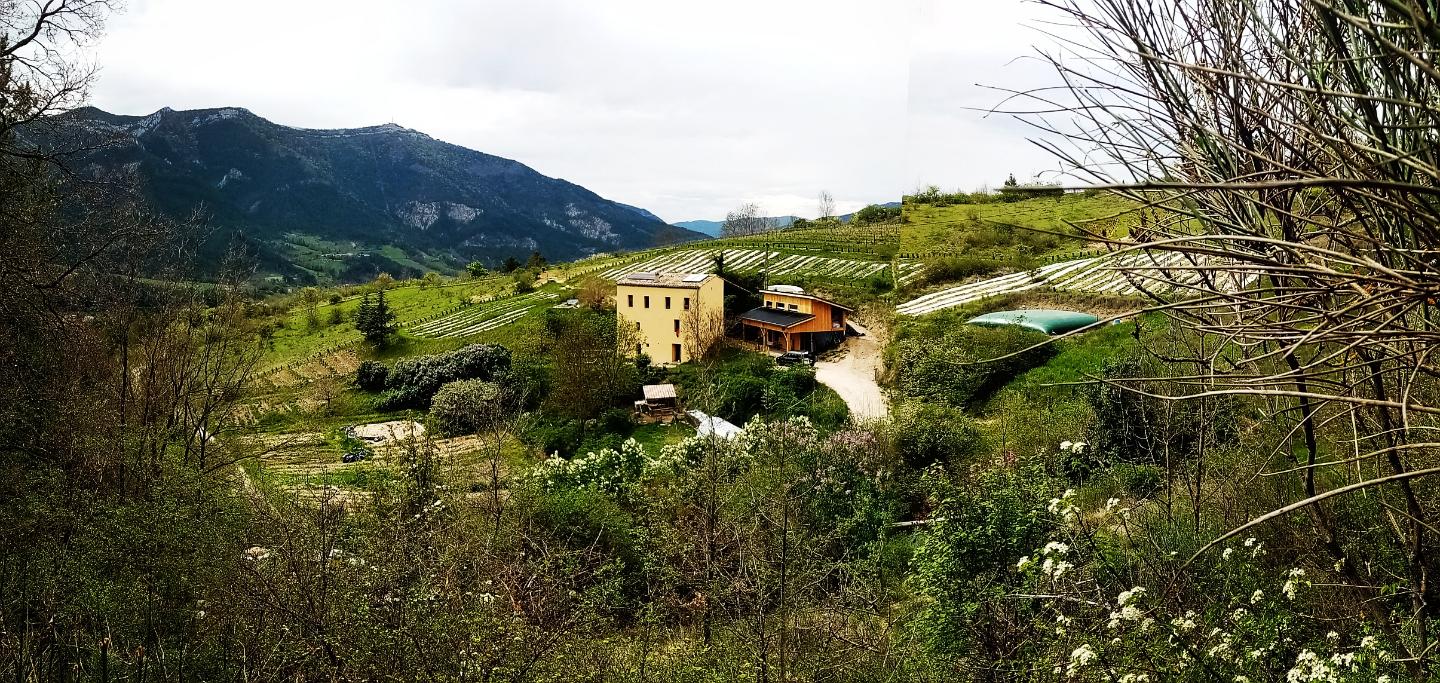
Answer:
[
  {"left": 1117, "top": 586, "right": 1146, "bottom": 606},
  {"left": 1250, "top": 589, "right": 1264, "bottom": 604},
  {"left": 1286, "top": 650, "right": 1334, "bottom": 683},
  {"left": 1016, "top": 555, "right": 1032, "bottom": 570},
  {"left": 1360, "top": 635, "right": 1377, "bottom": 649},
  {"left": 1105, "top": 497, "right": 1121, "bottom": 512},
  {"left": 1223, "top": 547, "right": 1235, "bottom": 560},
  {"left": 1067, "top": 644, "right": 1098, "bottom": 676},
  {"left": 1043, "top": 541, "right": 1070, "bottom": 556}
]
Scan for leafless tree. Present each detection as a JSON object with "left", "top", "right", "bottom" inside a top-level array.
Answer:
[
  {"left": 721, "top": 202, "right": 777, "bottom": 238},
  {"left": 817, "top": 191, "right": 836, "bottom": 221},
  {"left": 997, "top": 0, "right": 1440, "bottom": 675}
]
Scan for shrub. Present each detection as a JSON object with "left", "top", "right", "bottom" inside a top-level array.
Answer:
[
  {"left": 922, "top": 255, "right": 1000, "bottom": 284},
  {"left": 429, "top": 379, "right": 503, "bottom": 436},
  {"left": 892, "top": 402, "right": 984, "bottom": 468},
  {"left": 1111, "top": 462, "right": 1164, "bottom": 498},
  {"left": 381, "top": 343, "right": 512, "bottom": 409},
  {"left": 597, "top": 407, "right": 634, "bottom": 437},
  {"left": 354, "top": 360, "right": 389, "bottom": 391},
  {"left": 524, "top": 438, "right": 681, "bottom": 499},
  {"left": 1084, "top": 356, "right": 1240, "bottom": 466},
  {"left": 895, "top": 325, "right": 1055, "bottom": 407},
  {"left": 523, "top": 416, "right": 584, "bottom": 457}
]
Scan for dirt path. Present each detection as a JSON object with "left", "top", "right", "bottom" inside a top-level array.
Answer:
[{"left": 815, "top": 335, "right": 888, "bottom": 420}]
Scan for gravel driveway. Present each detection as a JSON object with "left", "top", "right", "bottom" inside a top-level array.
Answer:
[{"left": 814, "top": 335, "right": 888, "bottom": 420}]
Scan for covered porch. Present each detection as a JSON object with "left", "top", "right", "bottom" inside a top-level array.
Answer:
[{"left": 738, "top": 307, "right": 814, "bottom": 352}]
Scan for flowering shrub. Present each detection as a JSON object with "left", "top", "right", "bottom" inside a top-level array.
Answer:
[
  {"left": 996, "top": 493, "right": 1402, "bottom": 682},
  {"left": 524, "top": 438, "right": 656, "bottom": 497}
]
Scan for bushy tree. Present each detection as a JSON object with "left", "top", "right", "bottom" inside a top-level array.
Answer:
[
  {"left": 354, "top": 360, "right": 389, "bottom": 391},
  {"left": 895, "top": 325, "right": 1055, "bottom": 407},
  {"left": 892, "top": 401, "right": 985, "bottom": 468},
  {"left": 852, "top": 203, "right": 900, "bottom": 225},
  {"left": 429, "top": 379, "right": 503, "bottom": 436},
  {"left": 381, "top": 343, "right": 512, "bottom": 408}
]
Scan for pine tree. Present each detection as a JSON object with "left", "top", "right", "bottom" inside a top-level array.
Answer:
[
  {"left": 355, "top": 292, "right": 375, "bottom": 335},
  {"left": 356, "top": 289, "right": 398, "bottom": 347}
]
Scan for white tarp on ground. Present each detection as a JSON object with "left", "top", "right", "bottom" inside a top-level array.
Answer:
[
  {"left": 348, "top": 420, "right": 425, "bottom": 443},
  {"left": 687, "top": 409, "right": 742, "bottom": 440}
]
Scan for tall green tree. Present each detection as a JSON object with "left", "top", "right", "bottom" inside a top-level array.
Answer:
[{"left": 356, "top": 290, "right": 397, "bottom": 346}]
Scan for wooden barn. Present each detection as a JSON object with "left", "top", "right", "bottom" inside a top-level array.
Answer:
[{"left": 738, "top": 285, "right": 853, "bottom": 353}]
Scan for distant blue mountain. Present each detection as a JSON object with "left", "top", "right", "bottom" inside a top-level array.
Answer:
[{"left": 673, "top": 215, "right": 799, "bottom": 237}]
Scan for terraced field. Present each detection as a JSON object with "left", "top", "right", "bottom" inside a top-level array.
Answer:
[
  {"left": 408, "top": 291, "right": 559, "bottom": 339},
  {"left": 598, "top": 247, "right": 927, "bottom": 286},
  {"left": 897, "top": 250, "right": 1257, "bottom": 316}
]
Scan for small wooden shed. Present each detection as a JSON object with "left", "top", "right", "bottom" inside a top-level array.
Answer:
[{"left": 634, "top": 383, "right": 680, "bottom": 421}]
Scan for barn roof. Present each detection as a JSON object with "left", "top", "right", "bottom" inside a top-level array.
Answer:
[{"left": 739, "top": 307, "right": 815, "bottom": 329}]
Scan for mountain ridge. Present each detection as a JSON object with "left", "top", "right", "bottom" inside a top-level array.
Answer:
[{"left": 29, "top": 106, "right": 705, "bottom": 283}]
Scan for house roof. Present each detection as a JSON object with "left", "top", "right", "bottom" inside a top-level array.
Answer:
[
  {"left": 762, "top": 289, "right": 854, "bottom": 312},
  {"left": 739, "top": 307, "right": 816, "bottom": 329},
  {"left": 642, "top": 384, "right": 678, "bottom": 400},
  {"left": 617, "top": 272, "right": 714, "bottom": 289}
]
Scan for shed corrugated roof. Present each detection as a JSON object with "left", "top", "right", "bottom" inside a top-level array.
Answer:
[
  {"left": 739, "top": 307, "right": 815, "bottom": 328},
  {"left": 966, "top": 309, "right": 1100, "bottom": 335},
  {"left": 643, "top": 384, "right": 678, "bottom": 400}
]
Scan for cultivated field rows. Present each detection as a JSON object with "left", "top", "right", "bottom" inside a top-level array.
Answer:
[
  {"left": 407, "top": 291, "right": 557, "bottom": 338},
  {"left": 599, "top": 247, "right": 926, "bottom": 285},
  {"left": 897, "top": 250, "right": 1260, "bottom": 316}
]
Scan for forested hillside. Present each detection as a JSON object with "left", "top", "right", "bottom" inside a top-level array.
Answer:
[{"left": 22, "top": 106, "right": 703, "bottom": 284}]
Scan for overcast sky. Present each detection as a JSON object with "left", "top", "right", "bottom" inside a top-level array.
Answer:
[{"left": 89, "top": 0, "right": 1067, "bottom": 222}]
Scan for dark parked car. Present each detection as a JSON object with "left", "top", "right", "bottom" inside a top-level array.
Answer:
[
  {"left": 341, "top": 447, "right": 373, "bottom": 464},
  {"left": 776, "top": 350, "right": 813, "bottom": 366}
]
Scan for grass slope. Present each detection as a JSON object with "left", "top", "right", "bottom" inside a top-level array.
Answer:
[{"left": 901, "top": 192, "right": 1137, "bottom": 256}]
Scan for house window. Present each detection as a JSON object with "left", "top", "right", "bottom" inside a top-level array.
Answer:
[
  {"left": 644, "top": 295, "right": 650, "bottom": 308},
  {"left": 765, "top": 300, "right": 772, "bottom": 307},
  {"left": 636, "top": 321, "right": 641, "bottom": 330},
  {"left": 672, "top": 343, "right": 682, "bottom": 362},
  {"left": 627, "top": 294, "right": 633, "bottom": 307},
  {"left": 636, "top": 343, "right": 643, "bottom": 356},
  {"left": 683, "top": 297, "right": 691, "bottom": 310},
  {"left": 665, "top": 296, "right": 671, "bottom": 309},
  {"left": 788, "top": 304, "right": 798, "bottom": 311},
  {"left": 673, "top": 319, "right": 680, "bottom": 335}
]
